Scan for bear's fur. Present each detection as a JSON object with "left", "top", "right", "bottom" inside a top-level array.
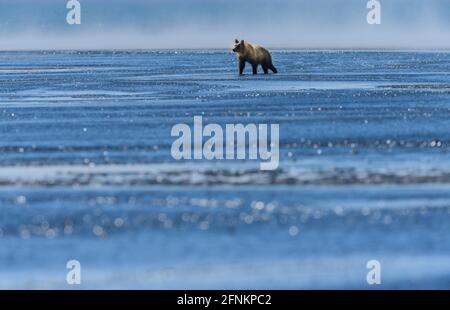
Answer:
[{"left": 232, "top": 39, "right": 277, "bottom": 75}]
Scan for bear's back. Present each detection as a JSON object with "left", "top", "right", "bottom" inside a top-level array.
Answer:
[{"left": 250, "top": 44, "right": 270, "bottom": 60}]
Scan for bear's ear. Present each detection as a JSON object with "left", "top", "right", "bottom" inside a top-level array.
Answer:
[
  {"left": 235, "top": 39, "right": 239, "bottom": 44},
  {"left": 240, "top": 40, "right": 244, "bottom": 44}
]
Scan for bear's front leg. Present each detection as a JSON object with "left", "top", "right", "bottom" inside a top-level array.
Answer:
[
  {"left": 252, "top": 64, "right": 258, "bottom": 75},
  {"left": 239, "top": 59, "right": 246, "bottom": 75}
]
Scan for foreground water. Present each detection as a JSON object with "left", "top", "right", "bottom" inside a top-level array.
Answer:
[{"left": 0, "top": 50, "right": 450, "bottom": 289}]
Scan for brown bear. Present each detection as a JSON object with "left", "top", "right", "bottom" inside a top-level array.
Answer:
[{"left": 232, "top": 39, "right": 278, "bottom": 75}]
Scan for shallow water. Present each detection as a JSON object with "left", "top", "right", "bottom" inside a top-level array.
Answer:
[{"left": 0, "top": 50, "right": 450, "bottom": 289}]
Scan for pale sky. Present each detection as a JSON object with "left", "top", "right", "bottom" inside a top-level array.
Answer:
[{"left": 0, "top": 0, "right": 449, "bottom": 50}]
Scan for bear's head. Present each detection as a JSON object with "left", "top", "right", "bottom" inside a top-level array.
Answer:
[{"left": 232, "top": 39, "right": 245, "bottom": 54}]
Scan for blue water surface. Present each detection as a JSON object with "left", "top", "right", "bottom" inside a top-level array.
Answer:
[{"left": 0, "top": 50, "right": 450, "bottom": 288}]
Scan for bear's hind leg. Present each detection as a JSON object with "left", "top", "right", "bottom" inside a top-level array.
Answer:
[
  {"left": 262, "top": 65, "right": 269, "bottom": 74},
  {"left": 269, "top": 63, "right": 278, "bottom": 74}
]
